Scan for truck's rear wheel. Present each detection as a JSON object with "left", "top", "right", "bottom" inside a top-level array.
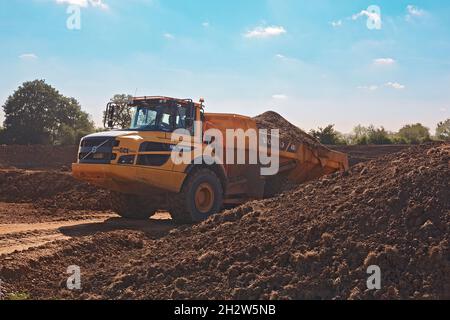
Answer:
[
  {"left": 170, "top": 169, "right": 223, "bottom": 224},
  {"left": 110, "top": 192, "right": 156, "bottom": 220}
]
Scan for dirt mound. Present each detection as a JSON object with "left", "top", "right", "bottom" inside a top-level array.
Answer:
[
  {"left": 1, "top": 144, "right": 449, "bottom": 300},
  {"left": 0, "top": 145, "right": 77, "bottom": 169},
  {"left": 68, "top": 143, "right": 448, "bottom": 300},
  {"left": 0, "top": 170, "right": 111, "bottom": 211},
  {"left": 253, "top": 111, "right": 322, "bottom": 148}
]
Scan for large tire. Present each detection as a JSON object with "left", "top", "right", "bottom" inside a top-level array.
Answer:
[
  {"left": 110, "top": 192, "right": 157, "bottom": 220},
  {"left": 170, "top": 169, "right": 223, "bottom": 224}
]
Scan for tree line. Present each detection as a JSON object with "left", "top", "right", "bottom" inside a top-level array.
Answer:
[
  {"left": 0, "top": 80, "right": 449, "bottom": 146},
  {"left": 310, "top": 120, "right": 449, "bottom": 146}
]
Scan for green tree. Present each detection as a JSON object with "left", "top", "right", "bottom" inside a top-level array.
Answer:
[
  {"left": 309, "top": 124, "right": 346, "bottom": 145},
  {"left": 351, "top": 125, "right": 369, "bottom": 145},
  {"left": 104, "top": 94, "right": 133, "bottom": 129},
  {"left": 2, "top": 80, "right": 95, "bottom": 145},
  {"left": 366, "top": 125, "right": 393, "bottom": 145},
  {"left": 350, "top": 125, "right": 393, "bottom": 145},
  {"left": 0, "top": 127, "right": 5, "bottom": 144},
  {"left": 398, "top": 123, "right": 431, "bottom": 144},
  {"left": 435, "top": 119, "right": 450, "bottom": 141}
]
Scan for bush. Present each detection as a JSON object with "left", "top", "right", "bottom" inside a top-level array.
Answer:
[
  {"left": 366, "top": 126, "right": 393, "bottom": 145},
  {"left": 436, "top": 119, "right": 450, "bottom": 141},
  {"left": 310, "top": 124, "right": 347, "bottom": 145},
  {"left": 397, "top": 123, "right": 430, "bottom": 144},
  {"left": 350, "top": 125, "right": 393, "bottom": 145},
  {"left": 0, "top": 127, "right": 5, "bottom": 144}
]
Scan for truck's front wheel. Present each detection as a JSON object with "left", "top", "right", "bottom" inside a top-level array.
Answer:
[
  {"left": 110, "top": 192, "right": 156, "bottom": 220},
  {"left": 170, "top": 169, "right": 223, "bottom": 224}
]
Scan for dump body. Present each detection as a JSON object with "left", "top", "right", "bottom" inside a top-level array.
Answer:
[{"left": 204, "top": 112, "right": 349, "bottom": 184}]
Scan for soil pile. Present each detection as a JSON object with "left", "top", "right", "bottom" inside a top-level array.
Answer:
[
  {"left": 253, "top": 111, "right": 322, "bottom": 148},
  {"left": 77, "top": 143, "right": 449, "bottom": 300},
  {"left": 0, "top": 145, "right": 77, "bottom": 169},
  {"left": 0, "top": 170, "right": 110, "bottom": 211}
]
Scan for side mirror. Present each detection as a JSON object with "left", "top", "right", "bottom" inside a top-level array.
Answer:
[{"left": 104, "top": 103, "right": 117, "bottom": 129}]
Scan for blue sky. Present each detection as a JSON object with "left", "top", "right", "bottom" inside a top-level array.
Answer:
[{"left": 0, "top": 0, "right": 449, "bottom": 133}]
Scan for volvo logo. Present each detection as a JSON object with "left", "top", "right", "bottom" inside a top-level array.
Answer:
[{"left": 91, "top": 146, "right": 98, "bottom": 153}]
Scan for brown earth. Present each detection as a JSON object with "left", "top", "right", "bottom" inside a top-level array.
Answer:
[
  {"left": 254, "top": 111, "right": 322, "bottom": 148},
  {"left": 0, "top": 169, "right": 111, "bottom": 212},
  {"left": 0, "top": 143, "right": 448, "bottom": 300},
  {"left": 332, "top": 144, "right": 411, "bottom": 167},
  {"left": 0, "top": 145, "right": 77, "bottom": 170}
]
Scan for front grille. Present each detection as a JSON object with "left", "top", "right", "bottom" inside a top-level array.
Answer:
[
  {"left": 79, "top": 137, "right": 116, "bottom": 164},
  {"left": 81, "top": 137, "right": 118, "bottom": 148}
]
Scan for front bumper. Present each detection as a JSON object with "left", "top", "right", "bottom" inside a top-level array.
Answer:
[{"left": 72, "top": 163, "right": 186, "bottom": 194}]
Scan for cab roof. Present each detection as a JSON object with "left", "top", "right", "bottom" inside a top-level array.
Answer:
[{"left": 131, "top": 96, "right": 201, "bottom": 107}]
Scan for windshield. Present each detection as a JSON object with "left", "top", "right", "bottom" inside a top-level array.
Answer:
[{"left": 129, "top": 103, "right": 191, "bottom": 132}]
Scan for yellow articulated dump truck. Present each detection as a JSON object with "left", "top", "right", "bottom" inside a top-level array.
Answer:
[{"left": 72, "top": 96, "right": 348, "bottom": 223}]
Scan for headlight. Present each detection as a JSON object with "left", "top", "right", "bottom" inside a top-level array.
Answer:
[{"left": 118, "top": 155, "right": 135, "bottom": 165}]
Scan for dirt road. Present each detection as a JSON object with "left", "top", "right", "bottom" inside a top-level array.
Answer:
[
  {"left": 0, "top": 207, "right": 174, "bottom": 255},
  {"left": 0, "top": 215, "right": 111, "bottom": 255}
]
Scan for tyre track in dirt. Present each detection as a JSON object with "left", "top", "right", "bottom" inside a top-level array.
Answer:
[
  {"left": 0, "top": 211, "right": 173, "bottom": 256},
  {"left": 0, "top": 217, "right": 112, "bottom": 255}
]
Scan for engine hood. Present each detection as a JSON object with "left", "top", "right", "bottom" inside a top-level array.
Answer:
[{"left": 83, "top": 130, "right": 139, "bottom": 139}]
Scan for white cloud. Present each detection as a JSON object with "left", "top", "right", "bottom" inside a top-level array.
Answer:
[
  {"left": 373, "top": 58, "right": 396, "bottom": 66},
  {"left": 330, "top": 20, "right": 342, "bottom": 28},
  {"left": 202, "top": 22, "right": 210, "bottom": 28},
  {"left": 19, "top": 53, "right": 38, "bottom": 60},
  {"left": 439, "top": 107, "right": 447, "bottom": 112},
  {"left": 274, "top": 53, "right": 300, "bottom": 63},
  {"left": 358, "top": 82, "right": 406, "bottom": 91},
  {"left": 352, "top": 10, "right": 381, "bottom": 25},
  {"left": 357, "top": 85, "right": 378, "bottom": 91},
  {"left": 55, "top": 0, "right": 108, "bottom": 10},
  {"left": 163, "top": 33, "right": 175, "bottom": 39},
  {"left": 406, "top": 5, "right": 426, "bottom": 18},
  {"left": 244, "top": 25, "right": 286, "bottom": 39},
  {"left": 272, "top": 94, "right": 288, "bottom": 100},
  {"left": 385, "top": 82, "right": 406, "bottom": 90}
]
